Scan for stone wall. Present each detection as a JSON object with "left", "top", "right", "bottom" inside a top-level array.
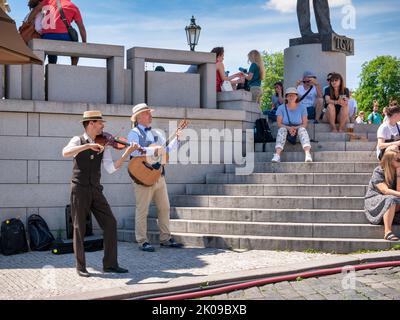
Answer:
[{"left": 0, "top": 96, "right": 251, "bottom": 236}]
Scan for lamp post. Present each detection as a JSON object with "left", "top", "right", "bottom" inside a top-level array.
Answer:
[{"left": 185, "top": 16, "right": 201, "bottom": 51}]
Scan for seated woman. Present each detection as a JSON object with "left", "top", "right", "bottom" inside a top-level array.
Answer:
[
  {"left": 365, "top": 145, "right": 400, "bottom": 241},
  {"left": 242, "top": 50, "right": 265, "bottom": 104},
  {"left": 376, "top": 105, "right": 400, "bottom": 160},
  {"left": 321, "top": 73, "right": 350, "bottom": 133},
  {"left": 211, "top": 47, "right": 243, "bottom": 92},
  {"left": 271, "top": 88, "right": 312, "bottom": 163},
  {"left": 264, "top": 81, "right": 284, "bottom": 122}
]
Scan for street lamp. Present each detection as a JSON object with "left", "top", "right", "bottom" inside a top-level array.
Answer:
[{"left": 185, "top": 16, "right": 201, "bottom": 51}]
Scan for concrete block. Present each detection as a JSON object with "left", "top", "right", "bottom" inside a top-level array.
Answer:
[
  {"left": 146, "top": 71, "right": 200, "bottom": 108},
  {"left": 0, "top": 160, "right": 27, "bottom": 183},
  {"left": 128, "top": 57, "right": 145, "bottom": 105},
  {"left": 0, "top": 208, "right": 27, "bottom": 224},
  {"left": 30, "top": 39, "right": 124, "bottom": 59},
  {"left": 284, "top": 44, "right": 346, "bottom": 90},
  {"left": 46, "top": 64, "right": 107, "bottom": 104},
  {"left": 0, "top": 99, "right": 34, "bottom": 112},
  {"left": 186, "top": 108, "right": 245, "bottom": 121},
  {"left": 127, "top": 47, "right": 215, "bottom": 64},
  {"left": 0, "top": 112, "right": 27, "bottom": 136},
  {"left": 107, "top": 56, "right": 125, "bottom": 104},
  {"left": 0, "top": 65, "right": 4, "bottom": 98},
  {"left": 218, "top": 101, "right": 261, "bottom": 113},
  {"left": 34, "top": 100, "right": 88, "bottom": 115},
  {"left": 32, "top": 50, "right": 45, "bottom": 101},
  {"left": 40, "top": 113, "right": 83, "bottom": 137},
  {"left": 217, "top": 90, "right": 253, "bottom": 102},
  {"left": 124, "top": 69, "right": 132, "bottom": 105},
  {"left": 28, "top": 113, "right": 39, "bottom": 136},
  {"left": 5, "top": 65, "right": 22, "bottom": 99},
  {"left": 198, "top": 62, "right": 216, "bottom": 109},
  {"left": 0, "top": 184, "right": 70, "bottom": 208},
  {"left": 0, "top": 136, "right": 68, "bottom": 160},
  {"left": 38, "top": 207, "right": 65, "bottom": 231},
  {"left": 21, "top": 64, "right": 32, "bottom": 99},
  {"left": 28, "top": 161, "right": 39, "bottom": 184}
]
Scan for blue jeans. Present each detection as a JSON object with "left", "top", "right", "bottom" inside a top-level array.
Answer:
[
  {"left": 264, "top": 108, "right": 277, "bottom": 122},
  {"left": 41, "top": 33, "right": 72, "bottom": 64}
]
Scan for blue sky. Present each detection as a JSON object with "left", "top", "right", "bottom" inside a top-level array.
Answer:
[{"left": 7, "top": 0, "right": 400, "bottom": 89}]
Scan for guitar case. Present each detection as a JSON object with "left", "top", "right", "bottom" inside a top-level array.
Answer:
[{"left": 51, "top": 236, "right": 103, "bottom": 255}]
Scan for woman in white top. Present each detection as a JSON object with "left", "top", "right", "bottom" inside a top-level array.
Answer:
[{"left": 377, "top": 105, "right": 400, "bottom": 160}]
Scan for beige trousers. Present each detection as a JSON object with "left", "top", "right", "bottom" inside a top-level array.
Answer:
[{"left": 134, "top": 176, "right": 171, "bottom": 245}]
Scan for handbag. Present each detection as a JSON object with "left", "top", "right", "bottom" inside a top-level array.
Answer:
[
  {"left": 284, "top": 105, "right": 298, "bottom": 145},
  {"left": 56, "top": 0, "right": 79, "bottom": 42},
  {"left": 19, "top": 12, "right": 41, "bottom": 44},
  {"left": 221, "top": 81, "right": 233, "bottom": 92}
]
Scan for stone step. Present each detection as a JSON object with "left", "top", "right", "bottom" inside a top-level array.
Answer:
[
  {"left": 138, "top": 219, "right": 398, "bottom": 240},
  {"left": 117, "top": 230, "right": 396, "bottom": 254},
  {"left": 253, "top": 151, "right": 377, "bottom": 163},
  {"left": 225, "top": 162, "right": 377, "bottom": 174},
  {"left": 255, "top": 141, "right": 377, "bottom": 152},
  {"left": 270, "top": 123, "right": 380, "bottom": 134},
  {"left": 185, "top": 184, "right": 367, "bottom": 197},
  {"left": 124, "top": 208, "right": 368, "bottom": 225},
  {"left": 170, "top": 195, "right": 364, "bottom": 210},
  {"left": 206, "top": 173, "right": 372, "bottom": 185}
]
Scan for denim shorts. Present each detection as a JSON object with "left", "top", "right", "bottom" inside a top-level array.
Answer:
[{"left": 41, "top": 33, "right": 72, "bottom": 63}]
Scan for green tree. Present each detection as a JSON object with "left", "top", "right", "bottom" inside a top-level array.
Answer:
[
  {"left": 353, "top": 56, "right": 400, "bottom": 113},
  {"left": 261, "top": 51, "right": 284, "bottom": 111}
]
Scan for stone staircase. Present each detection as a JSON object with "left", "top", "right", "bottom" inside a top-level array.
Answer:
[{"left": 119, "top": 123, "right": 400, "bottom": 253}]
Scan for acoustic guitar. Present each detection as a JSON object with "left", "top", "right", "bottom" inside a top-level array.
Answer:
[{"left": 128, "top": 120, "right": 189, "bottom": 186}]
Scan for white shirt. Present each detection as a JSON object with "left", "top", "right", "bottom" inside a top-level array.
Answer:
[
  {"left": 348, "top": 98, "right": 358, "bottom": 118},
  {"left": 24, "top": 11, "right": 42, "bottom": 33},
  {"left": 63, "top": 132, "right": 117, "bottom": 174},
  {"left": 376, "top": 122, "right": 400, "bottom": 158},
  {"left": 297, "top": 85, "right": 318, "bottom": 109},
  {"left": 127, "top": 124, "right": 179, "bottom": 158}
]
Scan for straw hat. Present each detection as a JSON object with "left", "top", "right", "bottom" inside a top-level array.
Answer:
[
  {"left": 285, "top": 87, "right": 299, "bottom": 96},
  {"left": 80, "top": 110, "right": 106, "bottom": 123},
  {"left": 131, "top": 103, "right": 154, "bottom": 122}
]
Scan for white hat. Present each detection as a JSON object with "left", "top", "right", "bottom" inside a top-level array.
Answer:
[
  {"left": 131, "top": 103, "right": 155, "bottom": 122},
  {"left": 285, "top": 87, "right": 299, "bottom": 96}
]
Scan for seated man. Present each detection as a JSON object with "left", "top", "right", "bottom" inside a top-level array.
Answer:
[{"left": 296, "top": 71, "right": 324, "bottom": 123}]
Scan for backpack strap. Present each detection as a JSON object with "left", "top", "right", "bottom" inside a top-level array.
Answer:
[{"left": 298, "top": 86, "right": 314, "bottom": 103}]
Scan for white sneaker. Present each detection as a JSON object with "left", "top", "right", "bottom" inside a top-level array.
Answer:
[
  {"left": 271, "top": 154, "right": 281, "bottom": 163},
  {"left": 305, "top": 153, "right": 313, "bottom": 163}
]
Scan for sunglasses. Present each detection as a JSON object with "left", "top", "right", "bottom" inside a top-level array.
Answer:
[{"left": 331, "top": 79, "right": 340, "bottom": 82}]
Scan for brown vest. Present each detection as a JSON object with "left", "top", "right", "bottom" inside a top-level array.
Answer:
[{"left": 71, "top": 136, "right": 103, "bottom": 187}]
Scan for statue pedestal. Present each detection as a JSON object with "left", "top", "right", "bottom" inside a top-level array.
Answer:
[{"left": 284, "top": 43, "right": 347, "bottom": 89}]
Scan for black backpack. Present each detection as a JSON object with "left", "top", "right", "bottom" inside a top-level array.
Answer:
[
  {"left": 254, "top": 118, "right": 275, "bottom": 144},
  {"left": 0, "top": 218, "right": 29, "bottom": 256},
  {"left": 27, "top": 214, "right": 55, "bottom": 251}
]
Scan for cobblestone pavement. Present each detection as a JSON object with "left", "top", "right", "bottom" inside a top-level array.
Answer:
[
  {"left": 200, "top": 267, "right": 400, "bottom": 300},
  {"left": 0, "top": 242, "right": 341, "bottom": 300}
]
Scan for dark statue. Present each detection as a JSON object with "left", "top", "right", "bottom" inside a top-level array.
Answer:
[
  {"left": 291, "top": 0, "right": 354, "bottom": 56},
  {"left": 297, "top": 0, "right": 334, "bottom": 37}
]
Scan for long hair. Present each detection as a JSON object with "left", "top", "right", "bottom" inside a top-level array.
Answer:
[
  {"left": 380, "top": 147, "right": 400, "bottom": 187},
  {"left": 274, "top": 81, "right": 284, "bottom": 97},
  {"left": 329, "top": 73, "right": 345, "bottom": 98},
  {"left": 211, "top": 47, "right": 224, "bottom": 60},
  {"left": 248, "top": 50, "right": 265, "bottom": 81}
]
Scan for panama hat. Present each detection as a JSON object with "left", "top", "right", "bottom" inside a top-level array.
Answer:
[
  {"left": 285, "top": 87, "right": 299, "bottom": 96},
  {"left": 80, "top": 110, "right": 106, "bottom": 123},
  {"left": 131, "top": 103, "right": 155, "bottom": 122}
]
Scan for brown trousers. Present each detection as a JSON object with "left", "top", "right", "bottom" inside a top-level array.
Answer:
[{"left": 70, "top": 184, "right": 118, "bottom": 270}]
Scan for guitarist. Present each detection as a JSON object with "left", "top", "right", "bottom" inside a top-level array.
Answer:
[
  {"left": 127, "top": 103, "right": 184, "bottom": 252},
  {"left": 62, "top": 111, "right": 139, "bottom": 277}
]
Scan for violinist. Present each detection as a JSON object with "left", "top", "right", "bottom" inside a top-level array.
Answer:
[{"left": 62, "top": 110, "right": 139, "bottom": 277}]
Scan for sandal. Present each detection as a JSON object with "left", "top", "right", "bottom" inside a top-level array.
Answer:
[{"left": 384, "top": 232, "right": 400, "bottom": 241}]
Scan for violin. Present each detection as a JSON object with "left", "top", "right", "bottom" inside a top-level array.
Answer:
[{"left": 95, "top": 132, "right": 145, "bottom": 154}]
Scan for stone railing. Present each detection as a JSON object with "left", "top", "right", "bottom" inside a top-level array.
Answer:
[
  {"left": 3, "top": 41, "right": 217, "bottom": 109},
  {"left": 127, "top": 47, "right": 216, "bottom": 109}
]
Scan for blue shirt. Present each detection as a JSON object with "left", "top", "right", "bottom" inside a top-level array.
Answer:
[
  {"left": 248, "top": 63, "right": 261, "bottom": 87},
  {"left": 276, "top": 104, "right": 308, "bottom": 126},
  {"left": 127, "top": 124, "right": 178, "bottom": 157}
]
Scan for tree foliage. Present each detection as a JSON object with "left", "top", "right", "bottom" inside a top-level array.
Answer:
[
  {"left": 353, "top": 56, "right": 400, "bottom": 112},
  {"left": 261, "top": 51, "right": 284, "bottom": 111}
]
